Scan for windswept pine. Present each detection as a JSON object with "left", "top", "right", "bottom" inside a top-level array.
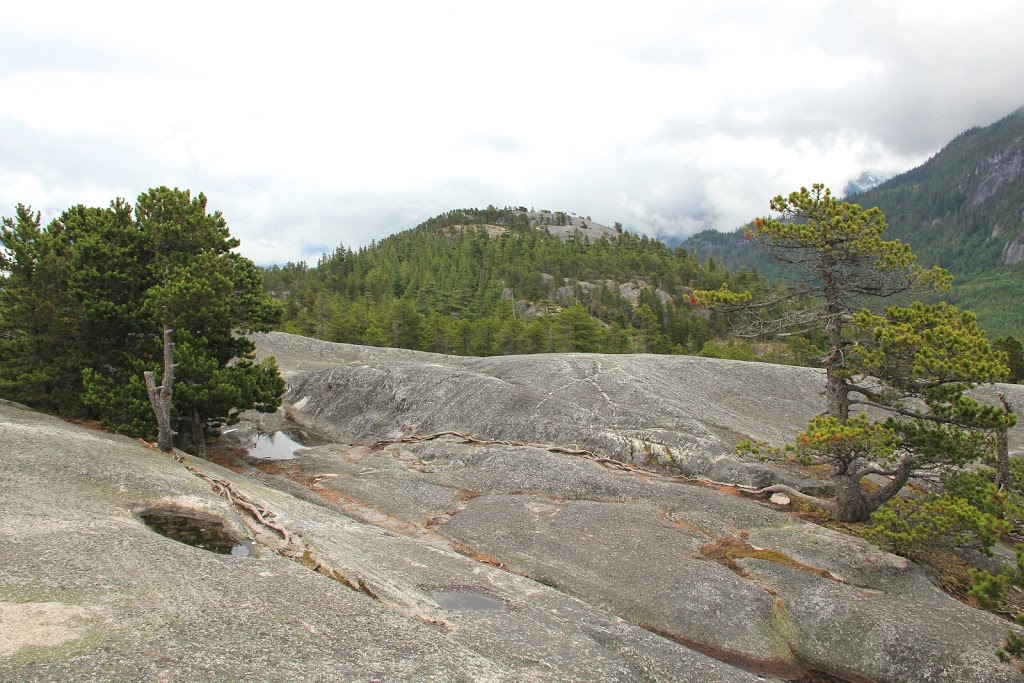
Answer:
[{"left": 697, "top": 185, "right": 1013, "bottom": 522}]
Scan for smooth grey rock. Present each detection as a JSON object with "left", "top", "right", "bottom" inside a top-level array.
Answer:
[
  {"left": 0, "top": 402, "right": 765, "bottom": 682},
  {"left": 255, "top": 333, "right": 835, "bottom": 488},
  {"left": 254, "top": 332, "right": 1024, "bottom": 484},
  {"left": 304, "top": 436, "right": 1024, "bottom": 683},
  {"left": 744, "top": 560, "right": 1022, "bottom": 683}
]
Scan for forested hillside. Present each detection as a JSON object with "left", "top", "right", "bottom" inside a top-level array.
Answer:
[
  {"left": 684, "top": 107, "right": 1024, "bottom": 338},
  {"left": 263, "top": 207, "right": 780, "bottom": 357}
]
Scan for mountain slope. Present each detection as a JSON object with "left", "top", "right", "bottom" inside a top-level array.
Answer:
[
  {"left": 263, "top": 207, "right": 768, "bottom": 356},
  {"left": 684, "top": 107, "right": 1024, "bottom": 337}
]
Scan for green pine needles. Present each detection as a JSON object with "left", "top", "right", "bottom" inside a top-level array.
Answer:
[{"left": 0, "top": 188, "right": 284, "bottom": 452}]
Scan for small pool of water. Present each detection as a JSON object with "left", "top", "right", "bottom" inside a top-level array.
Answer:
[
  {"left": 430, "top": 589, "right": 507, "bottom": 612},
  {"left": 140, "top": 511, "right": 252, "bottom": 556},
  {"left": 247, "top": 427, "right": 329, "bottom": 460}
]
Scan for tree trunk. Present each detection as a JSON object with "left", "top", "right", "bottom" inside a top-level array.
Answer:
[
  {"left": 831, "top": 473, "right": 871, "bottom": 523},
  {"left": 190, "top": 407, "right": 207, "bottom": 459},
  {"left": 143, "top": 325, "right": 176, "bottom": 453},
  {"left": 821, "top": 271, "right": 850, "bottom": 423},
  {"left": 995, "top": 393, "right": 1014, "bottom": 490},
  {"left": 865, "top": 456, "right": 915, "bottom": 513}
]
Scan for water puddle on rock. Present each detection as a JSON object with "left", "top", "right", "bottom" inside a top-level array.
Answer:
[
  {"left": 247, "top": 427, "right": 330, "bottom": 460},
  {"left": 430, "top": 589, "right": 507, "bottom": 612},
  {"left": 139, "top": 511, "right": 253, "bottom": 556}
]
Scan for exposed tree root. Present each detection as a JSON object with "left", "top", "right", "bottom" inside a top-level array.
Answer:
[
  {"left": 374, "top": 431, "right": 656, "bottom": 474},
  {"left": 181, "top": 460, "right": 378, "bottom": 597},
  {"left": 372, "top": 431, "right": 779, "bottom": 494},
  {"left": 749, "top": 484, "right": 834, "bottom": 512},
  {"left": 183, "top": 464, "right": 295, "bottom": 545}
]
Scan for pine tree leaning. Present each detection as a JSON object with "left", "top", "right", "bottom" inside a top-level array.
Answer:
[{"left": 695, "top": 184, "right": 1013, "bottom": 523}]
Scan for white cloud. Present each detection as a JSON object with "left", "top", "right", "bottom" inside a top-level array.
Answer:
[{"left": 1, "top": 0, "right": 1022, "bottom": 264}]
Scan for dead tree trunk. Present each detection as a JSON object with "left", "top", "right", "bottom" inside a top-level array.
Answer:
[
  {"left": 190, "top": 406, "right": 207, "bottom": 459},
  {"left": 144, "top": 325, "right": 176, "bottom": 453},
  {"left": 995, "top": 392, "right": 1015, "bottom": 491}
]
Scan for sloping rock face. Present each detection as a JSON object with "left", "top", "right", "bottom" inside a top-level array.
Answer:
[
  {"left": 0, "top": 402, "right": 762, "bottom": 682},
  {"left": 1004, "top": 235, "right": 1024, "bottom": 266},
  {"left": 296, "top": 436, "right": 1023, "bottom": 683},
  {"left": 7, "top": 334, "right": 1024, "bottom": 682},
  {"left": 254, "top": 332, "right": 1024, "bottom": 480},
  {"left": 256, "top": 333, "right": 823, "bottom": 483},
  {"left": 969, "top": 135, "right": 1024, "bottom": 207}
]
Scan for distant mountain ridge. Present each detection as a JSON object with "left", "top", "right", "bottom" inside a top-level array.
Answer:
[
  {"left": 263, "top": 205, "right": 763, "bottom": 357},
  {"left": 682, "top": 107, "right": 1024, "bottom": 338},
  {"left": 844, "top": 171, "right": 894, "bottom": 197}
]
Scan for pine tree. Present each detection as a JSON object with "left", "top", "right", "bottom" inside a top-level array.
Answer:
[
  {"left": 697, "top": 184, "right": 1012, "bottom": 522},
  {"left": 1, "top": 188, "right": 284, "bottom": 453}
]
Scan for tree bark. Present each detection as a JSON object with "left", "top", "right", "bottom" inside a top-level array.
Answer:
[
  {"left": 995, "top": 392, "right": 1014, "bottom": 491},
  {"left": 190, "top": 406, "right": 207, "bottom": 459},
  {"left": 831, "top": 473, "right": 871, "bottom": 523},
  {"left": 144, "top": 325, "right": 176, "bottom": 453},
  {"left": 866, "top": 456, "right": 915, "bottom": 512},
  {"left": 821, "top": 270, "right": 850, "bottom": 423}
]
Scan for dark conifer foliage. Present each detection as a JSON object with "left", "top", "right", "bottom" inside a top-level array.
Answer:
[
  {"left": 263, "top": 207, "right": 767, "bottom": 356},
  {"left": 0, "top": 188, "right": 285, "bottom": 449}
]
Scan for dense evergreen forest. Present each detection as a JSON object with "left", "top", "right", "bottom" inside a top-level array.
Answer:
[{"left": 264, "top": 207, "right": 819, "bottom": 361}]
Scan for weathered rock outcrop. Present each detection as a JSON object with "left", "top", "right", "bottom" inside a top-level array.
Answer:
[
  {"left": 297, "top": 436, "right": 1024, "bottom": 682},
  {"left": 969, "top": 135, "right": 1024, "bottom": 207},
  {"left": 6, "top": 333, "right": 1024, "bottom": 682},
  {"left": 255, "top": 332, "right": 1024, "bottom": 483},
  {"left": 1004, "top": 234, "right": 1024, "bottom": 266},
  {"left": 0, "top": 402, "right": 762, "bottom": 682}
]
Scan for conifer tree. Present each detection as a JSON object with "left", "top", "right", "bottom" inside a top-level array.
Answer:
[
  {"left": 1, "top": 188, "right": 284, "bottom": 453},
  {"left": 697, "top": 184, "right": 1012, "bottom": 522}
]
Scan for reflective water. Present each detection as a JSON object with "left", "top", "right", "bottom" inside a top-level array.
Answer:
[
  {"left": 247, "top": 426, "right": 330, "bottom": 460},
  {"left": 140, "top": 511, "right": 252, "bottom": 556},
  {"left": 430, "top": 589, "right": 507, "bottom": 612},
  {"left": 248, "top": 431, "right": 307, "bottom": 460}
]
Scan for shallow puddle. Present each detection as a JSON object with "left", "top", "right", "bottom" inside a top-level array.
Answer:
[
  {"left": 140, "top": 511, "right": 252, "bottom": 556},
  {"left": 247, "top": 427, "right": 329, "bottom": 460},
  {"left": 430, "top": 589, "right": 507, "bottom": 612}
]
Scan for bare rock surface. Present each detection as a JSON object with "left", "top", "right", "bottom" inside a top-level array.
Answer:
[
  {"left": 0, "top": 402, "right": 764, "bottom": 682},
  {"left": 7, "top": 332, "right": 1024, "bottom": 682},
  {"left": 254, "top": 332, "right": 1024, "bottom": 482},
  {"left": 301, "top": 436, "right": 1023, "bottom": 683},
  {"left": 255, "top": 332, "right": 831, "bottom": 487}
]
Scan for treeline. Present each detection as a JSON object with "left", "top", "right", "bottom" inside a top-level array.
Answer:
[{"left": 264, "top": 207, "right": 769, "bottom": 356}]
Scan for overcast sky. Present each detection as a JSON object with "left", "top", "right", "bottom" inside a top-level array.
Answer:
[{"left": 2, "top": 1, "right": 1023, "bottom": 265}]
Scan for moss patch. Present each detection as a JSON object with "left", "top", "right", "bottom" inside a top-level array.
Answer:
[{"left": 700, "top": 537, "right": 838, "bottom": 581}]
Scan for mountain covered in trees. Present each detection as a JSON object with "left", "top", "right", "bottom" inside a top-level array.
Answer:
[
  {"left": 262, "top": 207, "right": 815, "bottom": 359},
  {"left": 684, "top": 107, "right": 1024, "bottom": 338}
]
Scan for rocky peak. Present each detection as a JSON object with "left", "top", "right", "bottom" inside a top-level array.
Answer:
[
  {"left": 969, "top": 135, "right": 1024, "bottom": 207},
  {"left": 1003, "top": 234, "right": 1024, "bottom": 265}
]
